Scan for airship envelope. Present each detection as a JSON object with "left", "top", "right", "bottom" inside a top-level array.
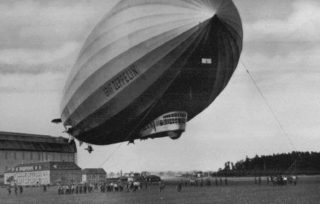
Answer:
[{"left": 60, "top": 0, "right": 243, "bottom": 145}]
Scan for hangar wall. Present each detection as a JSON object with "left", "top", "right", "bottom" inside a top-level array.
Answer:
[{"left": 0, "top": 132, "right": 77, "bottom": 176}]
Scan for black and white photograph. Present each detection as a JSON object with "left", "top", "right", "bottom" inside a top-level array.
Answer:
[{"left": 0, "top": 0, "right": 319, "bottom": 203}]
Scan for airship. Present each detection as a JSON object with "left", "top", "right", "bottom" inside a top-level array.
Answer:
[{"left": 56, "top": 0, "right": 243, "bottom": 146}]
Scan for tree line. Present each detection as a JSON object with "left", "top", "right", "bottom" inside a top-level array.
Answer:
[{"left": 214, "top": 151, "right": 320, "bottom": 177}]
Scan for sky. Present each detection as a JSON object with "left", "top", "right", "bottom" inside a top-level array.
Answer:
[{"left": 0, "top": 0, "right": 320, "bottom": 172}]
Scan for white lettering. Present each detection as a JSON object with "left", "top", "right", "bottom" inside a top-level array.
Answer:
[{"left": 103, "top": 65, "right": 139, "bottom": 97}]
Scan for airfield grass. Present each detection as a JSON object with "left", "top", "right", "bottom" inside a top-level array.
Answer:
[{"left": 1, "top": 179, "right": 320, "bottom": 204}]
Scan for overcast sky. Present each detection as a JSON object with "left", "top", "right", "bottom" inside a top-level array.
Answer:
[{"left": 0, "top": 0, "right": 319, "bottom": 172}]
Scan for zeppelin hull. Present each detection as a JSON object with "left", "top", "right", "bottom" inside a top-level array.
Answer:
[{"left": 60, "top": 0, "right": 243, "bottom": 145}]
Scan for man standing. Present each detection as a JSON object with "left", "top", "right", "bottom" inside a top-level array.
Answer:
[
  {"left": 159, "top": 181, "right": 165, "bottom": 193},
  {"left": 7, "top": 186, "right": 11, "bottom": 195},
  {"left": 14, "top": 184, "right": 18, "bottom": 195},
  {"left": 19, "top": 186, "right": 23, "bottom": 194},
  {"left": 177, "top": 181, "right": 182, "bottom": 192}
]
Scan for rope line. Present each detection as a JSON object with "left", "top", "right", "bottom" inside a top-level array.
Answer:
[
  {"left": 241, "top": 61, "right": 296, "bottom": 150},
  {"left": 98, "top": 143, "right": 123, "bottom": 168},
  {"left": 241, "top": 60, "right": 301, "bottom": 174}
]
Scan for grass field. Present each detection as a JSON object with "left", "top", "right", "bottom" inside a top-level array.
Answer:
[{"left": 1, "top": 177, "right": 319, "bottom": 204}]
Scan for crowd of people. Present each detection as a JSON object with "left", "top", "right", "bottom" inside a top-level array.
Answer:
[
  {"left": 269, "top": 175, "right": 298, "bottom": 185},
  {"left": 188, "top": 177, "right": 229, "bottom": 187},
  {"left": 254, "top": 175, "right": 298, "bottom": 186},
  {"left": 6, "top": 184, "right": 23, "bottom": 195},
  {"left": 57, "top": 181, "right": 149, "bottom": 195},
  {"left": 5, "top": 175, "right": 299, "bottom": 197},
  {"left": 58, "top": 183, "right": 96, "bottom": 195},
  {"left": 55, "top": 179, "right": 194, "bottom": 196}
]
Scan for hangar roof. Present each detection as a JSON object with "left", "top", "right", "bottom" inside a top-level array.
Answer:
[
  {"left": 82, "top": 168, "right": 106, "bottom": 175},
  {"left": 0, "top": 131, "right": 76, "bottom": 153}
]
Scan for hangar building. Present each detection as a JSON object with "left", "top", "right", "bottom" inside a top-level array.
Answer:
[
  {"left": 0, "top": 131, "right": 77, "bottom": 176},
  {"left": 82, "top": 168, "right": 107, "bottom": 184},
  {"left": 4, "top": 162, "right": 81, "bottom": 186}
]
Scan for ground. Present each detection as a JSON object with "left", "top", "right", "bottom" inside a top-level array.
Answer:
[{"left": 1, "top": 177, "right": 319, "bottom": 204}]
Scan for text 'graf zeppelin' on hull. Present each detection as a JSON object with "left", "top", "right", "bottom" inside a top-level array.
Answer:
[{"left": 59, "top": 0, "right": 243, "bottom": 145}]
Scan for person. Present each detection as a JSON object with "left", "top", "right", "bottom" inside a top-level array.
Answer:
[
  {"left": 129, "top": 182, "right": 134, "bottom": 192},
  {"left": 278, "top": 175, "right": 284, "bottom": 185},
  {"left": 292, "top": 175, "right": 297, "bottom": 185},
  {"left": 177, "top": 181, "right": 182, "bottom": 192},
  {"left": 100, "top": 184, "right": 104, "bottom": 193},
  {"left": 7, "top": 186, "right": 11, "bottom": 195},
  {"left": 84, "top": 184, "right": 87, "bottom": 193},
  {"left": 88, "top": 184, "right": 92, "bottom": 193},
  {"left": 159, "top": 181, "right": 165, "bottom": 193},
  {"left": 14, "top": 185, "right": 18, "bottom": 195},
  {"left": 64, "top": 185, "right": 68, "bottom": 194},
  {"left": 72, "top": 184, "right": 76, "bottom": 194},
  {"left": 283, "top": 176, "right": 288, "bottom": 185},
  {"left": 43, "top": 185, "right": 47, "bottom": 192},
  {"left": 19, "top": 186, "right": 23, "bottom": 194},
  {"left": 200, "top": 179, "right": 203, "bottom": 187},
  {"left": 126, "top": 182, "right": 129, "bottom": 192},
  {"left": 79, "top": 185, "right": 83, "bottom": 194},
  {"left": 205, "top": 179, "right": 211, "bottom": 186}
]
